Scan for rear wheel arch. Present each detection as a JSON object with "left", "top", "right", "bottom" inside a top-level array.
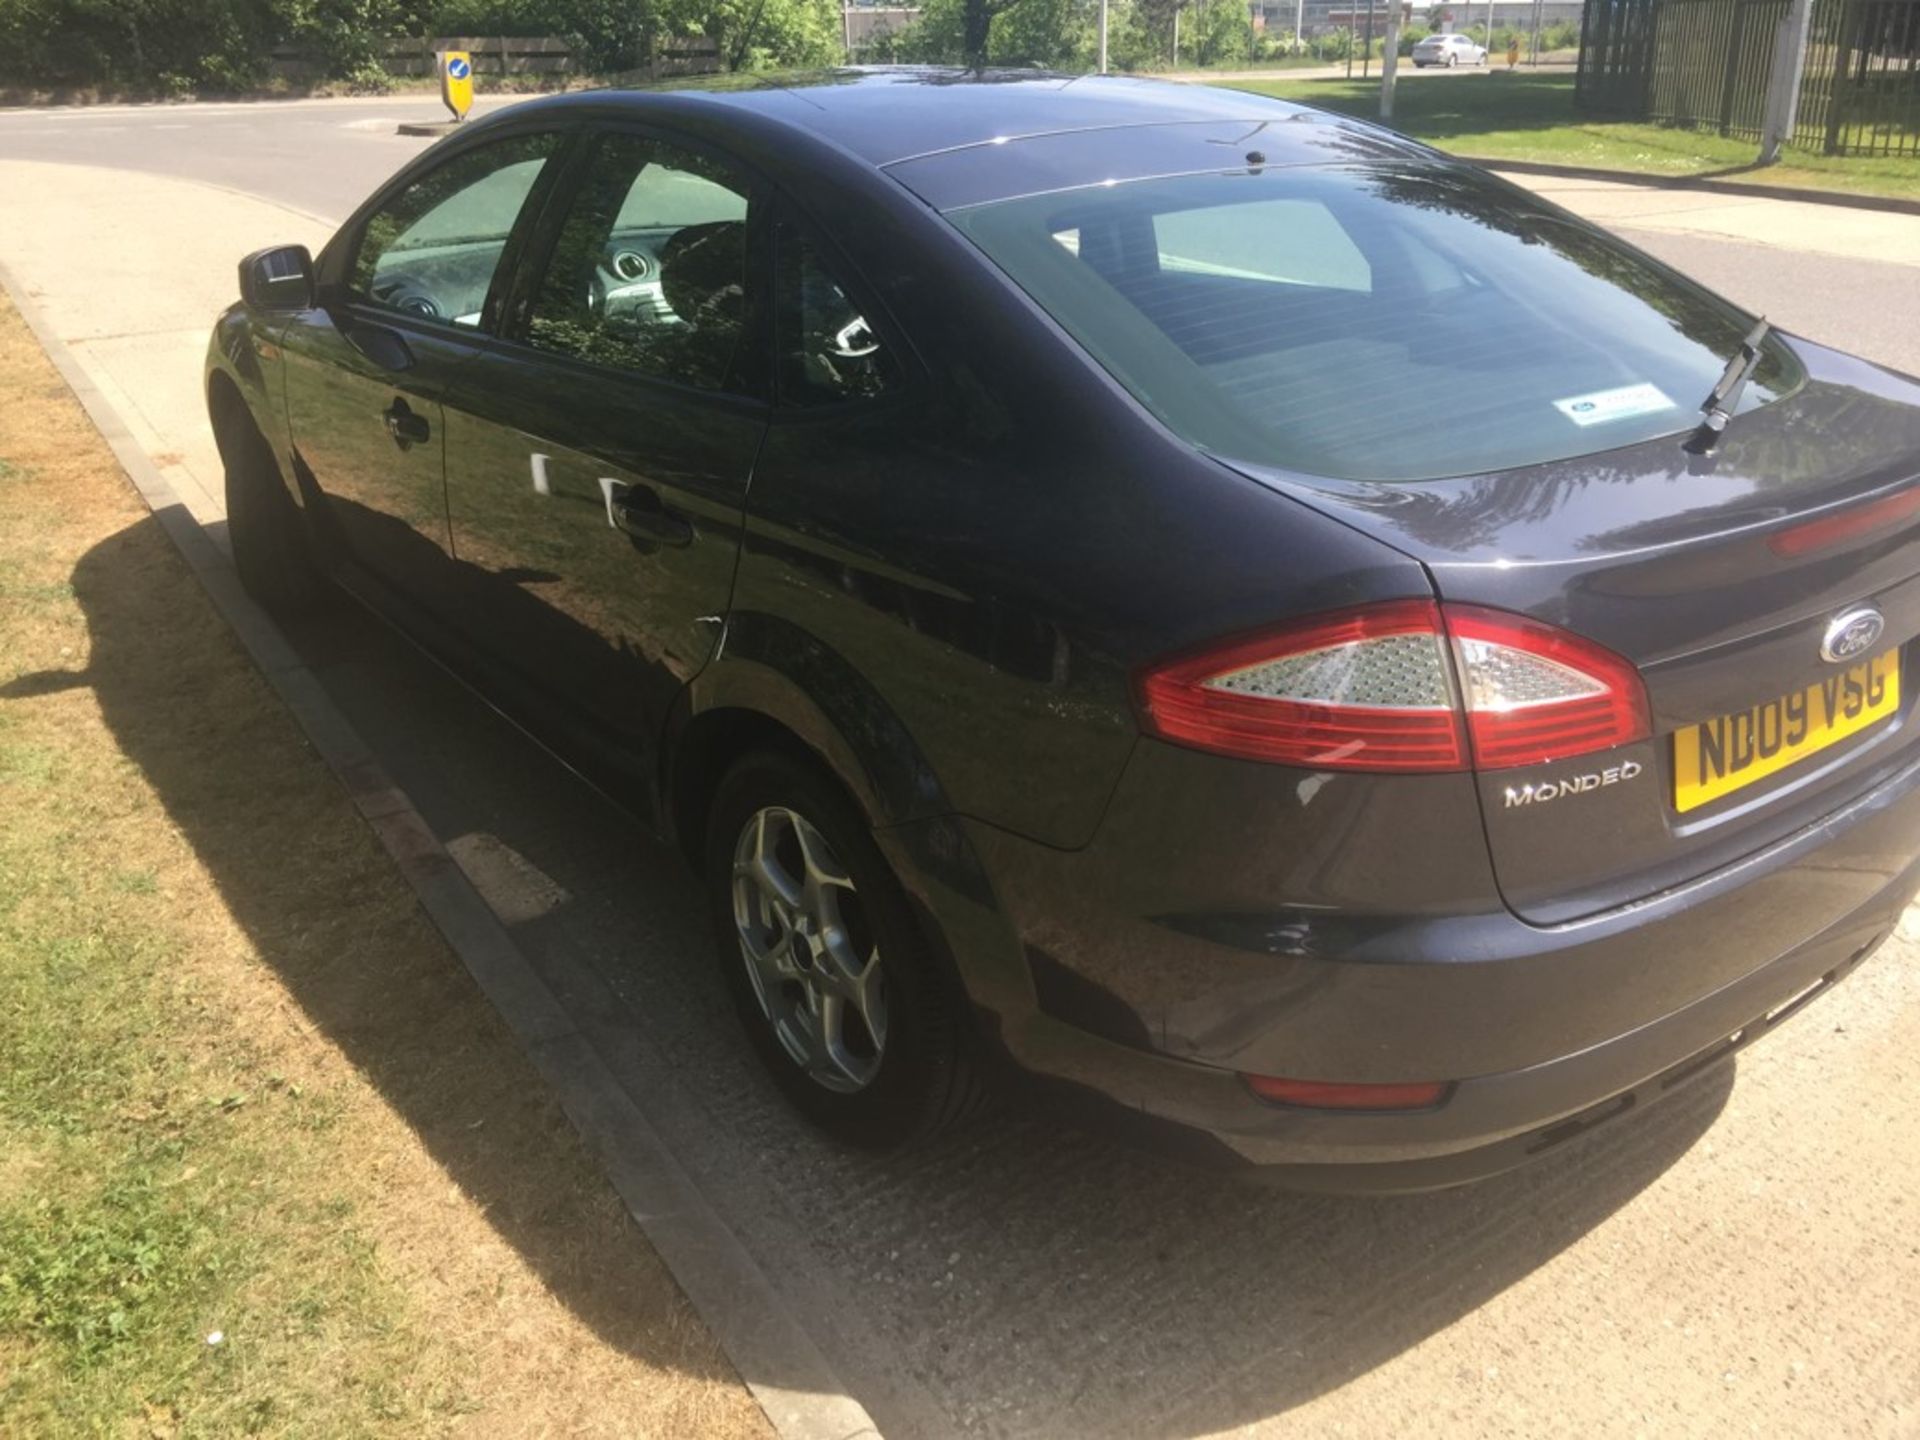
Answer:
[{"left": 667, "top": 704, "right": 862, "bottom": 870}]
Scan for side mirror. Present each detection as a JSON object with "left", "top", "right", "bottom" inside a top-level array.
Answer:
[{"left": 238, "top": 245, "right": 315, "bottom": 311}]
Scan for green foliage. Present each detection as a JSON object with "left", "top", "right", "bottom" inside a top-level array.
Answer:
[
  {"left": 655, "top": 0, "right": 841, "bottom": 71},
  {"left": 1177, "top": 0, "right": 1252, "bottom": 67},
  {"left": 0, "top": 0, "right": 279, "bottom": 90},
  {"left": 0, "top": 0, "right": 841, "bottom": 91}
]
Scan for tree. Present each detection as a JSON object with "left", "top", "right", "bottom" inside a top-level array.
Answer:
[{"left": 961, "top": 0, "right": 1015, "bottom": 61}]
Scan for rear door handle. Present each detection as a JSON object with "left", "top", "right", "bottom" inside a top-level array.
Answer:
[
  {"left": 598, "top": 477, "right": 692, "bottom": 548},
  {"left": 383, "top": 398, "right": 430, "bottom": 449}
]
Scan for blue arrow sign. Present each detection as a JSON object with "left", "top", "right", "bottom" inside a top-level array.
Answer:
[{"left": 448, "top": 57, "right": 471, "bottom": 79}]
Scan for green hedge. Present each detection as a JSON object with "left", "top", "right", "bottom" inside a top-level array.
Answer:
[{"left": 0, "top": 0, "right": 840, "bottom": 92}]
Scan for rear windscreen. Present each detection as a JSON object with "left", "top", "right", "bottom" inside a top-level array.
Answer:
[{"left": 946, "top": 163, "right": 1803, "bottom": 482}]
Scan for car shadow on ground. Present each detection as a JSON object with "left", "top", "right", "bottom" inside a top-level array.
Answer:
[
  {"left": 1, "top": 514, "right": 751, "bottom": 1400},
  {"left": 39, "top": 514, "right": 1735, "bottom": 1439}
]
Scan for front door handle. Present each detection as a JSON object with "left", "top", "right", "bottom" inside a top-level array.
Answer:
[
  {"left": 598, "top": 477, "right": 693, "bottom": 548},
  {"left": 383, "top": 398, "right": 430, "bottom": 450}
]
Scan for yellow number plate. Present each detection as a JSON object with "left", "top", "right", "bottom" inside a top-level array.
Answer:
[{"left": 1672, "top": 650, "right": 1899, "bottom": 813}]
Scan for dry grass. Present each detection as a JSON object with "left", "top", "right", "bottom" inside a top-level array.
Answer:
[{"left": 0, "top": 291, "right": 770, "bottom": 1437}]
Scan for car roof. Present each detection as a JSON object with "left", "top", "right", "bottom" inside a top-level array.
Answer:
[{"left": 523, "top": 67, "right": 1383, "bottom": 169}]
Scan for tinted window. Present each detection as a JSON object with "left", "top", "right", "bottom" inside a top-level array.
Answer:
[
  {"left": 949, "top": 164, "right": 1803, "bottom": 482},
  {"left": 522, "top": 134, "right": 753, "bottom": 393},
  {"left": 352, "top": 133, "right": 558, "bottom": 327},
  {"left": 775, "top": 219, "right": 897, "bottom": 406}
]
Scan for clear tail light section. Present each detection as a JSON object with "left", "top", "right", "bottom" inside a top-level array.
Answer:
[{"left": 1137, "top": 600, "right": 1649, "bottom": 773}]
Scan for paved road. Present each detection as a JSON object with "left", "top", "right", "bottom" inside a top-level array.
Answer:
[
  {"left": 0, "top": 92, "right": 519, "bottom": 220},
  {"left": 4, "top": 95, "right": 1919, "bottom": 1440}
]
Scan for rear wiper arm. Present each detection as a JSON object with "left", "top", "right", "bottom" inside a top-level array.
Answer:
[{"left": 1686, "top": 316, "right": 1772, "bottom": 454}]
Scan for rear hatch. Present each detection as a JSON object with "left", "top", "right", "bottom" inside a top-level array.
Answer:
[
  {"left": 1232, "top": 337, "right": 1920, "bottom": 924},
  {"left": 931, "top": 142, "right": 1920, "bottom": 923}
]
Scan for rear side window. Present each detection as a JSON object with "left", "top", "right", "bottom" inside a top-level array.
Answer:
[
  {"left": 949, "top": 164, "right": 1803, "bottom": 482},
  {"left": 774, "top": 219, "right": 898, "bottom": 406},
  {"left": 351, "top": 133, "right": 559, "bottom": 328},
  {"left": 520, "top": 134, "right": 754, "bottom": 394}
]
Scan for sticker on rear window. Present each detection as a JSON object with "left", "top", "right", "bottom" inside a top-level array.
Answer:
[{"left": 1552, "top": 382, "right": 1678, "bottom": 427}]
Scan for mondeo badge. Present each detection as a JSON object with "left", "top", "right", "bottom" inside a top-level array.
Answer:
[{"left": 1821, "top": 607, "right": 1886, "bottom": 664}]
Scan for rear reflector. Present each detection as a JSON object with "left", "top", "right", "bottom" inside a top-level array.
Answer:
[
  {"left": 1241, "top": 1074, "right": 1450, "bottom": 1111},
  {"left": 1136, "top": 600, "right": 1649, "bottom": 773}
]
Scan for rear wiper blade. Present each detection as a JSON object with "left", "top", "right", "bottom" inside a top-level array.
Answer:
[{"left": 1686, "top": 316, "right": 1771, "bottom": 454}]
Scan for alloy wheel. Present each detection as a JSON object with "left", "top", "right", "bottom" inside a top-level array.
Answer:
[{"left": 731, "top": 805, "right": 889, "bottom": 1092}]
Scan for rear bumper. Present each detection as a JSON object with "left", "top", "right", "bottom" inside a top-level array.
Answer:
[{"left": 958, "top": 741, "right": 1920, "bottom": 1189}]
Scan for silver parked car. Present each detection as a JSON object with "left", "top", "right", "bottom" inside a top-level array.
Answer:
[{"left": 1411, "top": 32, "right": 1488, "bottom": 65}]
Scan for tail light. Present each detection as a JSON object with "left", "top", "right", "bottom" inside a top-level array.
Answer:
[{"left": 1137, "top": 600, "right": 1649, "bottom": 773}]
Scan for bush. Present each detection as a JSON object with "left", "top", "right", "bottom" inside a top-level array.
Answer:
[
  {"left": 1540, "top": 18, "right": 1580, "bottom": 49},
  {"left": 0, "top": 0, "right": 844, "bottom": 92},
  {"left": 0, "top": 0, "right": 279, "bottom": 91}
]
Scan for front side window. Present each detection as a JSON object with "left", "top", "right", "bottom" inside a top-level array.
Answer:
[
  {"left": 775, "top": 219, "right": 897, "bottom": 406},
  {"left": 522, "top": 134, "right": 754, "bottom": 393},
  {"left": 351, "top": 132, "right": 559, "bottom": 328},
  {"left": 949, "top": 164, "right": 1803, "bottom": 482}
]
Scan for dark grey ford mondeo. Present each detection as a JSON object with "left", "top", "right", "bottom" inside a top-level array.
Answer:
[{"left": 205, "top": 68, "right": 1920, "bottom": 1189}]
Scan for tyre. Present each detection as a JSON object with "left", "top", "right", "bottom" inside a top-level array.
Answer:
[
  {"left": 1447, "top": 51, "right": 1458, "bottom": 66},
  {"left": 705, "top": 748, "right": 982, "bottom": 1148},
  {"left": 221, "top": 408, "right": 323, "bottom": 616}
]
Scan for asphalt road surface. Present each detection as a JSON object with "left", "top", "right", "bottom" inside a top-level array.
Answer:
[{"left": 4, "top": 91, "right": 1918, "bottom": 1440}]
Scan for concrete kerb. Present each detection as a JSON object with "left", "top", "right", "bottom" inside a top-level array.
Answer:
[
  {"left": 1469, "top": 155, "right": 1920, "bottom": 218},
  {"left": 0, "top": 258, "right": 882, "bottom": 1440}
]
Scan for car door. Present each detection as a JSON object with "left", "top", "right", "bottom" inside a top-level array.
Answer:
[
  {"left": 279, "top": 128, "right": 568, "bottom": 610},
  {"left": 439, "top": 127, "right": 771, "bottom": 802}
]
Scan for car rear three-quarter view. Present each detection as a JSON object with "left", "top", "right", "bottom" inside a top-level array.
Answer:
[{"left": 204, "top": 70, "right": 1920, "bottom": 1191}]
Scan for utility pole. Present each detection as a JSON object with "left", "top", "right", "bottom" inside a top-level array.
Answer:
[
  {"left": 1380, "top": 1, "right": 1402, "bottom": 119},
  {"left": 1173, "top": 2, "right": 1181, "bottom": 65},
  {"left": 1294, "top": 0, "right": 1303, "bottom": 50},
  {"left": 1099, "top": 0, "right": 1110, "bottom": 70},
  {"left": 1758, "top": 0, "right": 1814, "bottom": 162}
]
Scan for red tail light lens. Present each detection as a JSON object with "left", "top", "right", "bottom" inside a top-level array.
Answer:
[
  {"left": 1137, "top": 601, "right": 1649, "bottom": 773},
  {"left": 1445, "top": 605, "right": 1651, "bottom": 768},
  {"left": 1136, "top": 600, "right": 1467, "bottom": 772}
]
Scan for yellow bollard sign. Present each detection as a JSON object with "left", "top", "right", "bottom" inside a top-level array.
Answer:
[{"left": 439, "top": 50, "right": 474, "bottom": 122}]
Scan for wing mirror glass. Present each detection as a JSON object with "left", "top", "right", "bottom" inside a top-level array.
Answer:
[{"left": 239, "top": 245, "right": 315, "bottom": 311}]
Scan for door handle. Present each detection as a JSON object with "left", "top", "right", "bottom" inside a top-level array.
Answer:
[
  {"left": 598, "top": 477, "right": 693, "bottom": 548},
  {"left": 383, "top": 398, "right": 430, "bottom": 450}
]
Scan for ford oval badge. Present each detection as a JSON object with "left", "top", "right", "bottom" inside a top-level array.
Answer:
[{"left": 1821, "top": 607, "right": 1886, "bottom": 664}]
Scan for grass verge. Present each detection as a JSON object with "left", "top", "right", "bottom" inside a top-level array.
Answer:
[
  {"left": 1225, "top": 72, "right": 1920, "bottom": 203},
  {"left": 0, "top": 291, "right": 769, "bottom": 1436}
]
